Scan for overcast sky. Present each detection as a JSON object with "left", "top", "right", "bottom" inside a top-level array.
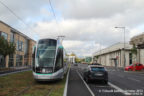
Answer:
[{"left": 0, "top": 0, "right": 144, "bottom": 57}]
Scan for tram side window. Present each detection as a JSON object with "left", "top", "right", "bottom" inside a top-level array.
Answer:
[{"left": 55, "top": 48, "right": 63, "bottom": 71}]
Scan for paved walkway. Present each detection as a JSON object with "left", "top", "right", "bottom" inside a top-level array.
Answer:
[
  {"left": 67, "top": 66, "right": 91, "bottom": 96},
  {"left": 0, "top": 68, "right": 31, "bottom": 77}
]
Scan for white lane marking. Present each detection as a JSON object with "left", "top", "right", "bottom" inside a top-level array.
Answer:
[
  {"left": 108, "top": 82, "right": 131, "bottom": 95},
  {"left": 127, "top": 78, "right": 140, "bottom": 82},
  {"left": 77, "top": 70, "right": 95, "bottom": 96},
  {"left": 63, "top": 66, "right": 70, "bottom": 96}
]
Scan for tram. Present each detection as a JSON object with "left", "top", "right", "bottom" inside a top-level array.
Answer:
[{"left": 32, "top": 38, "right": 68, "bottom": 81}]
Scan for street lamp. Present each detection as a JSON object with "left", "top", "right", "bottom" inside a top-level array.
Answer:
[{"left": 115, "top": 26, "right": 126, "bottom": 67}]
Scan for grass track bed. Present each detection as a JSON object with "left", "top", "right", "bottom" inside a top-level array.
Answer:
[{"left": 0, "top": 71, "right": 66, "bottom": 96}]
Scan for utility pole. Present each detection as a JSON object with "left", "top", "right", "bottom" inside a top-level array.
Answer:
[
  {"left": 57, "top": 35, "right": 65, "bottom": 44},
  {"left": 115, "top": 26, "right": 126, "bottom": 67}
]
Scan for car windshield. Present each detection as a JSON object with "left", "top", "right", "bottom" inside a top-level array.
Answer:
[
  {"left": 91, "top": 67, "right": 105, "bottom": 71},
  {"left": 36, "top": 39, "right": 57, "bottom": 67}
]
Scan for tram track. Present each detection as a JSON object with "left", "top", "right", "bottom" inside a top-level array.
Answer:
[
  {"left": 14, "top": 81, "right": 57, "bottom": 96},
  {"left": 14, "top": 82, "right": 34, "bottom": 96},
  {"left": 15, "top": 86, "right": 31, "bottom": 96},
  {"left": 44, "top": 86, "right": 55, "bottom": 96}
]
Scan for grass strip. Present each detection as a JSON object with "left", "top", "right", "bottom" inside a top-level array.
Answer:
[{"left": 0, "top": 68, "right": 68, "bottom": 96}]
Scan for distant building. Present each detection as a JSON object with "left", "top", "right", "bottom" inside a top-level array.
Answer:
[
  {"left": 93, "top": 42, "right": 132, "bottom": 67},
  {"left": 67, "top": 53, "right": 76, "bottom": 64},
  {"left": 0, "top": 20, "right": 36, "bottom": 68}
]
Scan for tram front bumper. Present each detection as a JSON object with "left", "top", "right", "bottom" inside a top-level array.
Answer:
[{"left": 33, "top": 69, "right": 64, "bottom": 81}]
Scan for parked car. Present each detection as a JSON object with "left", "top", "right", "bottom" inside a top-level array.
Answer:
[
  {"left": 125, "top": 63, "right": 144, "bottom": 71},
  {"left": 83, "top": 65, "right": 108, "bottom": 84}
]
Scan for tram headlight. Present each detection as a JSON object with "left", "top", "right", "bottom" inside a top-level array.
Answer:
[
  {"left": 42, "top": 68, "right": 52, "bottom": 73},
  {"left": 42, "top": 69, "right": 46, "bottom": 73}
]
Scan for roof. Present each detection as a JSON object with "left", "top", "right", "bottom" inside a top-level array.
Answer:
[
  {"left": 93, "top": 42, "right": 132, "bottom": 56},
  {"left": 0, "top": 20, "right": 36, "bottom": 42}
]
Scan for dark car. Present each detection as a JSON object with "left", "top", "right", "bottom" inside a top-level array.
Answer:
[
  {"left": 91, "top": 63, "right": 102, "bottom": 66},
  {"left": 83, "top": 65, "right": 108, "bottom": 84}
]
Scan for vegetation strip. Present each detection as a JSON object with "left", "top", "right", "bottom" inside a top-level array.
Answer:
[
  {"left": 45, "top": 86, "right": 54, "bottom": 96},
  {"left": 0, "top": 70, "right": 67, "bottom": 96},
  {"left": 15, "top": 86, "right": 31, "bottom": 96}
]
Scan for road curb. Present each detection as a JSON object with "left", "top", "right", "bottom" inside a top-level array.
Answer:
[
  {"left": 124, "top": 71, "right": 144, "bottom": 74},
  {"left": 0, "top": 69, "right": 32, "bottom": 77},
  {"left": 63, "top": 66, "right": 70, "bottom": 96}
]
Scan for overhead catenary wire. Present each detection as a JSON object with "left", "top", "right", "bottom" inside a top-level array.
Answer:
[
  {"left": 48, "top": 0, "right": 58, "bottom": 24},
  {"left": 0, "top": 0, "right": 64, "bottom": 40},
  {"left": 48, "top": 0, "right": 64, "bottom": 38},
  {"left": 0, "top": 0, "right": 38, "bottom": 37}
]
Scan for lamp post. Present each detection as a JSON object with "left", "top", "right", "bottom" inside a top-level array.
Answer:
[{"left": 115, "top": 26, "right": 126, "bottom": 67}]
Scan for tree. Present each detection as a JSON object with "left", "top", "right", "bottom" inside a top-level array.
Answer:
[
  {"left": 96, "top": 56, "right": 99, "bottom": 59},
  {"left": 130, "top": 44, "right": 137, "bottom": 71},
  {"left": 130, "top": 44, "right": 137, "bottom": 62},
  {"left": 75, "top": 57, "right": 81, "bottom": 63},
  {"left": 131, "top": 44, "right": 137, "bottom": 55},
  {"left": 0, "top": 36, "right": 16, "bottom": 67}
]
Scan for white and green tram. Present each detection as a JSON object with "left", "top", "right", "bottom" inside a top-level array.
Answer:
[{"left": 32, "top": 38, "right": 68, "bottom": 81}]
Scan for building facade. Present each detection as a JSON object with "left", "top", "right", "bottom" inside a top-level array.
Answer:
[
  {"left": 93, "top": 43, "right": 132, "bottom": 68},
  {"left": 130, "top": 33, "right": 144, "bottom": 64},
  {"left": 68, "top": 56, "right": 75, "bottom": 64},
  {"left": 0, "top": 21, "right": 36, "bottom": 68}
]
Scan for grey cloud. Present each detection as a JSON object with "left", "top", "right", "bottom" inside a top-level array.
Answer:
[
  {"left": 54, "top": 0, "right": 138, "bottom": 19},
  {"left": 1, "top": 0, "right": 144, "bottom": 57}
]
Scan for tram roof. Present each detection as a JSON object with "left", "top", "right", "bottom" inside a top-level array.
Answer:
[{"left": 38, "top": 38, "right": 57, "bottom": 41}]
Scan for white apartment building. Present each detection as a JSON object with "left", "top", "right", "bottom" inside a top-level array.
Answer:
[
  {"left": 130, "top": 33, "right": 144, "bottom": 64},
  {"left": 93, "top": 43, "right": 132, "bottom": 68}
]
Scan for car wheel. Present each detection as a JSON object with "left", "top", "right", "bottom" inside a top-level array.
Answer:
[
  {"left": 85, "top": 78, "right": 90, "bottom": 83},
  {"left": 83, "top": 77, "right": 86, "bottom": 81},
  {"left": 104, "top": 80, "right": 108, "bottom": 84}
]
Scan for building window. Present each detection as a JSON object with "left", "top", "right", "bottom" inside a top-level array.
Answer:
[
  {"left": 10, "top": 32, "right": 15, "bottom": 42},
  {"left": 9, "top": 54, "right": 14, "bottom": 67},
  {"left": 17, "top": 40, "right": 23, "bottom": 51},
  {"left": 19, "top": 41, "right": 23, "bottom": 51},
  {"left": 17, "top": 40, "right": 19, "bottom": 50},
  {"left": 1, "top": 32, "right": 8, "bottom": 40},
  {"left": 24, "top": 39, "right": 28, "bottom": 55},
  {"left": 16, "top": 54, "right": 23, "bottom": 66},
  {"left": 0, "top": 54, "right": 5, "bottom": 68},
  {"left": 129, "top": 53, "right": 132, "bottom": 65}
]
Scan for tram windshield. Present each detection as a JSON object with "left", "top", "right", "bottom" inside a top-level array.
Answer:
[{"left": 36, "top": 39, "right": 57, "bottom": 67}]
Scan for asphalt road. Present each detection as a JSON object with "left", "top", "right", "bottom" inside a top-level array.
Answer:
[
  {"left": 68, "top": 63, "right": 144, "bottom": 96},
  {"left": 107, "top": 67, "right": 144, "bottom": 96},
  {"left": 77, "top": 64, "right": 125, "bottom": 96}
]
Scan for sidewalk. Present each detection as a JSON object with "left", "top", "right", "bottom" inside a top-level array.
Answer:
[
  {"left": 106, "top": 66, "right": 144, "bottom": 73},
  {"left": 0, "top": 66, "right": 31, "bottom": 74},
  {"left": 67, "top": 67, "right": 91, "bottom": 96}
]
